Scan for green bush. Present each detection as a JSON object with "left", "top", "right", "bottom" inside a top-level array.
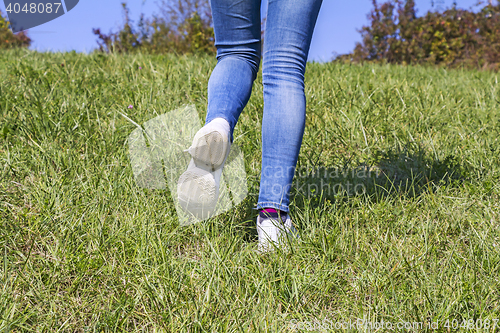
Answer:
[
  {"left": 93, "top": 1, "right": 215, "bottom": 55},
  {"left": 0, "top": 11, "right": 31, "bottom": 49},
  {"left": 346, "top": 0, "right": 500, "bottom": 70}
]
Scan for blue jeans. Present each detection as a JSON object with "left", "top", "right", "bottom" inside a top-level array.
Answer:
[{"left": 206, "top": 0, "right": 323, "bottom": 213}]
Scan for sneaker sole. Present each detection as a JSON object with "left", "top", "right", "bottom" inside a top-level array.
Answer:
[
  {"left": 190, "top": 129, "right": 229, "bottom": 171},
  {"left": 177, "top": 126, "right": 230, "bottom": 219},
  {"left": 177, "top": 162, "right": 219, "bottom": 219}
]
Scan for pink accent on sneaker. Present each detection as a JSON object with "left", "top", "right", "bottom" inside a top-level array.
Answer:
[{"left": 261, "top": 208, "right": 278, "bottom": 214}]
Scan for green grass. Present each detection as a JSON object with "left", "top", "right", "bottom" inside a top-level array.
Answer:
[{"left": 0, "top": 48, "right": 499, "bottom": 332}]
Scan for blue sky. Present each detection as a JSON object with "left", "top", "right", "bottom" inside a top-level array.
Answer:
[{"left": 1, "top": 0, "right": 486, "bottom": 62}]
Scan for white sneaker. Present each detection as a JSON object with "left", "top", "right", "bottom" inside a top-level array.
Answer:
[
  {"left": 177, "top": 118, "right": 231, "bottom": 219},
  {"left": 256, "top": 211, "right": 297, "bottom": 253}
]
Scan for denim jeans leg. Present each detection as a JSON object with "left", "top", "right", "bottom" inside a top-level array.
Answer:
[
  {"left": 256, "top": 0, "right": 323, "bottom": 212},
  {"left": 206, "top": 0, "right": 262, "bottom": 142}
]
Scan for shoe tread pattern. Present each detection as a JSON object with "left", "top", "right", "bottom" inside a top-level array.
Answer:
[
  {"left": 192, "top": 132, "right": 226, "bottom": 169},
  {"left": 177, "top": 169, "right": 216, "bottom": 205}
]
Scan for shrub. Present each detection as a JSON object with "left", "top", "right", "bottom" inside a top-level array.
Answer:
[
  {"left": 0, "top": 11, "right": 31, "bottom": 49},
  {"left": 93, "top": 1, "right": 215, "bottom": 55},
  {"left": 346, "top": 0, "right": 500, "bottom": 70}
]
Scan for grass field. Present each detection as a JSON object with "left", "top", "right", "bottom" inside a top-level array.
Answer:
[{"left": 1, "top": 49, "right": 499, "bottom": 332}]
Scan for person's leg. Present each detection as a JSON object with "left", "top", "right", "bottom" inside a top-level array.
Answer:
[
  {"left": 206, "top": 0, "right": 262, "bottom": 141},
  {"left": 177, "top": 0, "right": 262, "bottom": 220},
  {"left": 257, "top": 0, "right": 323, "bottom": 213}
]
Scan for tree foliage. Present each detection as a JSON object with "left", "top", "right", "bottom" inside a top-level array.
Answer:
[
  {"left": 0, "top": 11, "right": 31, "bottom": 49},
  {"left": 346, "top": 0, "right": 500, "bottom": 70},
  {"left": 93, "top": 1, "right": 215, "bottom": 55}
]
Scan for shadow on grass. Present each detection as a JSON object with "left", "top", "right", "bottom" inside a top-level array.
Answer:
[
  {"left": 291, "top": 143, "right": 468, "bottom": 208},
  {"left": 185, "top": 143, "right": 469, "bottom": 243}
]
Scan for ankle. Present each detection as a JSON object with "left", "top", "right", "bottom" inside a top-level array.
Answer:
[{"left": 259, "top": 208, "right": 287, "bottom": 218}]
